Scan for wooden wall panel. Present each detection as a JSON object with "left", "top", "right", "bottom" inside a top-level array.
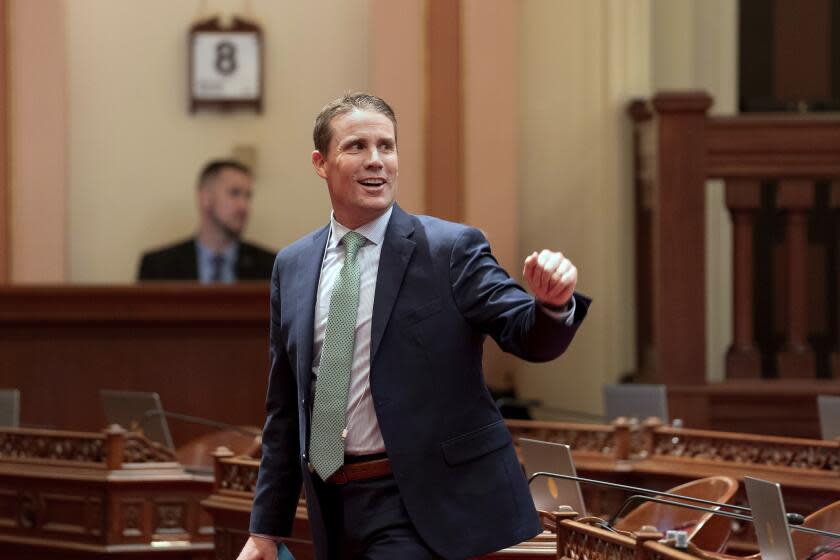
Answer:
[
  {"left": 425, "top": 0, "right": 463, "bottom": 222},
  {"left": 0, "top": 285, "right": 270, "bottom": 447},
  {"left": 0, "top": 0, "right": 8, "bottom": 283}
]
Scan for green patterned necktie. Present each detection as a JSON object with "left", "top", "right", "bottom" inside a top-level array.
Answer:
[{"left": 309, "top": 231, "right": 366, "bottom": 480}]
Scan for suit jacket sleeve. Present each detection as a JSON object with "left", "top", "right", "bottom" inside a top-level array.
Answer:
[
  {"left": 449, "top": 226, "right": 589, "bottom": 362},
  {"left": 249, "top": 257, "right": 303, "bottom": 537}
]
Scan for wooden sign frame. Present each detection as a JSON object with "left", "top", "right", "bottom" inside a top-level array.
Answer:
[{"left": 189, "top": 16, "right": 264, "bottom": 113}]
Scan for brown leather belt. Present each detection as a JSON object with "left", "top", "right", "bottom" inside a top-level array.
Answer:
[{"left": 325, "top": 457, "right": 392, "bottom": 485}]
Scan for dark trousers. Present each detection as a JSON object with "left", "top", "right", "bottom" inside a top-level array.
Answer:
[{"left": 312, "top": 473, "right": 441, "bottom": 560}]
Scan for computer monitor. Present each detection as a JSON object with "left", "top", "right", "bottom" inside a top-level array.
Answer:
[
  {"left": 817, "top": 395, "right": 840, "bottom": 440},
  {"left": 0, "top": 389, "right": 20, "bottom": 427},
  {"left": 603, "top": 383, "right": 669, "bottom": 423},
  {"left": 100, "top": 389, "right": 174, "bottom": 450},
  {"left": 744, "top": 477, "right": 796, "bottom": 560},
  {"left": 519, "top": 438, "right": 586, "bottom": 515}
]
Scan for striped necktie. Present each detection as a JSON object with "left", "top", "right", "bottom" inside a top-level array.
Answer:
[{"left": 309, "top": 231, "right": 366, "bottom": 480}]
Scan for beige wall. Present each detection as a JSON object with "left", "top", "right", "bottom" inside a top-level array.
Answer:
[
  {"left": 65, "top": 0, "right": 370, "bottom": 283},
  {"left": 516, "top": 0, "right": 652, "bottom": 417},
  {"left": 8, "top": 0, "right": 739, "bottom": 411},
  {"left": 8, "top": 0, "right": 67, "bottom": 282}
]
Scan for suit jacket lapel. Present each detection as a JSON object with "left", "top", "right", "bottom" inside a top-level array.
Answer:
[
  {"left": 371, "top": 205, "right": 416, "bottom": 361},
  {"left": 296, "top": 226, "right": 330, "bottom": 392}
]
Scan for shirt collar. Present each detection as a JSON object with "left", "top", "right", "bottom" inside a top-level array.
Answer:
[{"left": 327, "top": 205, "right": 393, "bottom": 249}]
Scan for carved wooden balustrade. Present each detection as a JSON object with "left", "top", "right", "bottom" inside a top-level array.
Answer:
[
  {"left": 642, "top": 423, "right": 840, "bottom": 476},
  {"left": 506, "top": 416, "right": 840, "bottom": 485},
  {"left": 506, "top": 418, "right": 641, "bottom": 462},
  {"left": 0, "top": 425, "right": 212, "bottom": 559},
  {"left": 629, "top": 92, "right": 840, "bottom": 438},
  {"left": 0, "top": 425, "right": 175, "bottom": 469},
  {"left": 199, "top": 419, "right": 840, "bottom": 559},
  {"left": 554, "top": 514, "right": 666, "bottom": 560},
  {"left": 554, "top": 515, "right": 742, "bottom": 560}
]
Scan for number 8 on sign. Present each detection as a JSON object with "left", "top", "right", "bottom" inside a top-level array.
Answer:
[
  {"left": 215, "top": 41, "right": 237, "bottom": 75},
  {"left": 191, "top": 32, "right": 260, "bottom": 101}
]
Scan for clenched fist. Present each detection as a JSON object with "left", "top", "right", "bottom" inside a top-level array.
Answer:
[{"left": 523, "top": 249, "right": 577, "bottom": 308}]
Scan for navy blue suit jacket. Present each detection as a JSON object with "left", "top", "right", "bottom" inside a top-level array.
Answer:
[{"left": 250, "top": 205, "right": 590, "bottom": 559}]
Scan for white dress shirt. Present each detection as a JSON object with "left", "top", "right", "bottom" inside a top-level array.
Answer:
[{"left": 312, "top": 206, "right": 393, "bottom": 455}]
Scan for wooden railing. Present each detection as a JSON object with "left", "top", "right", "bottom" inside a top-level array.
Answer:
[
  {"left": 0, "top": 425, "right": 175, "bottom": 469},
  {"left": 629, "top": 93, "right": 840, "bottom": 383},
  {"left": 507, "top": 417, "right": 840, "bottom": 478},
  {"left": 554, "top": 516, "right": 708, "bottom": 560},
  {"left": 201, "top": 419, "right": 840, "bottom": 559},
  {"left": 0, "top": 284, "right": 270, "bottom": 446}
]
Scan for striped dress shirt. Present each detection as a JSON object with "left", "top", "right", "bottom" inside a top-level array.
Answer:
[{"left": 312, "top": 206, "right": 393, "bottom": 455}]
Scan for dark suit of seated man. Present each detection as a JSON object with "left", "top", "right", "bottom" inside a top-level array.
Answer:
[{"left": 138, "top": 159, "right": 276, "bottom": 282}]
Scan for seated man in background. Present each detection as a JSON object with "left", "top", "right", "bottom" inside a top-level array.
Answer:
[{"left": 138, "top": 159, "right": 276, "bottom": 282}]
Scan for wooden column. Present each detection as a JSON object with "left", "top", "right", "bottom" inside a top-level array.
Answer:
[
  {"left": 0, "top": 0, "right": 8, "bottom": 283},
  {"left": 628, "top": 101, "right": 655, "bottom": 379},
  {"left": 777, "top": 179, "right": 816, "bottom": 378},
  {"left": 725, "top": 179, "right": 762, "bottom": 378},
  {"left": 425, "top": 0, "right": 463, "bottom": 222},
  {"left": 649, "top": 92, "right": 712, "bottom": 385}
]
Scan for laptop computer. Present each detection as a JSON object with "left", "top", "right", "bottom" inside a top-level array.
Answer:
[
  {"left": 744, "top": 476, "right": 796, "bottom": 560},
  {"left": 519, "top": 438, "right": 586, "bottom": 515},
  {"left": 100, "top": 389, "right": 174, "bottom": 450},
  {"left": 818, "top": 395, "right": 840, "bottom": 440},
  {"left": 603, "top": 383, "right": 669, "bottom": 423}
]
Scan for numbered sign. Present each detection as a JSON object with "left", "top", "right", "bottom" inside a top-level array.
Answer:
[{"left": 189, "top": 17, "right": 263, "bottom": 113}]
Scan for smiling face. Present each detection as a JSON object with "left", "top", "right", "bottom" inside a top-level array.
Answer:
[{"left": 311, "top": 109, "right": 398, "bottom": 229}]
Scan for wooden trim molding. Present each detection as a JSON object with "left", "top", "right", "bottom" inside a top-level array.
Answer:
[
  {"left": 425, "top": 0, "right": 463, "bottom": 222},
  {"left": 0, "top": 0, "right": 9, "bottom": 283}
]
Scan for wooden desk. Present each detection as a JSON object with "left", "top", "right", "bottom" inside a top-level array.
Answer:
[
  {"left": 0, "top": 284, "right": 270, "bottom": 446},
  {"left": 201, "top": 450, "right": 552, "bottom": 560},
  {"left": 0, "top": 426, "right": 214, "bottom": 559},
  {"left": 508, "top": 418, "right": 840, "bottom": 554},
  {"left": 201, "top": 450, "right": 313, "bottom": 560}
]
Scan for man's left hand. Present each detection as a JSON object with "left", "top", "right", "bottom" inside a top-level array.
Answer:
[{"left": 523, "top": 249, "right": 577, "bottom": 308}]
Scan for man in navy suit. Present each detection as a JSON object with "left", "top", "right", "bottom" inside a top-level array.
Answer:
[{"left": 238, "top": 93, "right": 590, "bottom": 560}]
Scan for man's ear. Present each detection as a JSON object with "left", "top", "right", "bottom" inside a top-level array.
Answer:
[{"left": 312, "top": 150, "right": 328, "bottom": 180}]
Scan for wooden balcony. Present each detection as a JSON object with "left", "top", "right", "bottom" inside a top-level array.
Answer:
[{"left": 629, "top": 93, "right": 840, "bottom": 437}]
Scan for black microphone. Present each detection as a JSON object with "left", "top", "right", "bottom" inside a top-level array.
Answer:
[
  {"left": 144, "top": 409, "right": 261, "bottom": 437},
  {"left": 609, "top": 495, "right": 840, "bottom": 540},
  {"left": 610, "top": 493, "right": 805, "bottom": 528},
  {"left": 528, "top": 471, "right": 751, "bottom": 515},
  {"left": 807, "top": 542, "right": 840, "bottom": 560}
]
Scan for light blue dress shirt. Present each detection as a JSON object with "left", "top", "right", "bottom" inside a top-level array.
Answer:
[{"left": 195, "top": 239, "right": 239, "bottom": 284}]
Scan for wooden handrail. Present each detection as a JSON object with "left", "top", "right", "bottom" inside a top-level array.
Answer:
[{"left": 0, "top": 425, "right": 175, "bottom": 468}]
